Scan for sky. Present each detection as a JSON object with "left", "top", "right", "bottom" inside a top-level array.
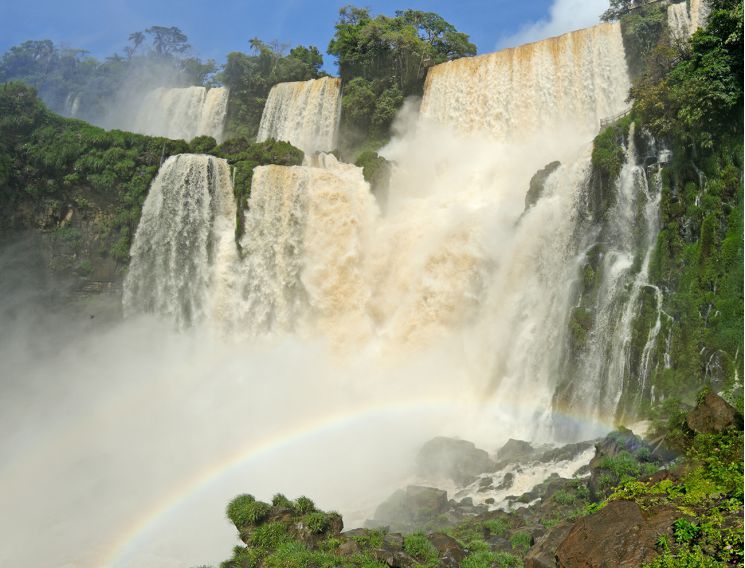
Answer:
[{"left": 1, "top": 0, "right": 610, "bottom": 73}]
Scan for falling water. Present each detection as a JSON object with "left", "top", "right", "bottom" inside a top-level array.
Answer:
[
  {"left": 667, "top": 0, "right": 710, "bottom": 40},
  {"left": 421, "top": 22, "right": 630, "bottom": 144},
  {"left": 131, "top": 86, "right": 229, "bottom": 142},
  {"left": 123, "top": 154, "right": 236, "bottom": 328},
  {"left": 257, "top": 77, "right": 342, "bottom": 153}
]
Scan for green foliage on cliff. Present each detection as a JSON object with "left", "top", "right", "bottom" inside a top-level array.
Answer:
[
  {"left": 583, "top": 0, "right": 743, "bottom": 412},
  {"left": 328, "top": 7, "right": 476, "bottom": 155},
  {"left": 0, "top": 30, "right": 217, "bottom": 123},
  {"left": 0, "top": 83, "right": 304, "bottom": 279},
  {"left": 220, "top": 39, "right": 325, "bottom": 141},
  {"left": 0, "top": 81, "right": 189, "bottom": 266}
]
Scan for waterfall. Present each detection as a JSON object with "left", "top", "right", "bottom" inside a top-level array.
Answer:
[
  {"left": 131, "top": 86, "right": 229, "bottom": 142},
  {"left": 123, "top": 154, "right": 237, "bottom": 328},
  {"left": 122, "top": 21, "right": 657, "bottom": 440},
  {"left": 64, "top": 93, "right": 81, "bottom": 117},
  {"left": 667, "top": 0, "right": 710, "bottom": 40},
  {"left": 257, "top": 77, "right": 342, "bottom": 153},
  {"left": 234, "top": 154, "right": 377, "bottom": 340},
  {"left": 421, "top": 22, "right": 630, "bottom": 145}
]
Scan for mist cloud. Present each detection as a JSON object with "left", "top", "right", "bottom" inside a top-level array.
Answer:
[{"left": 497, "top": 0, "right": 609, "bottom": 49}]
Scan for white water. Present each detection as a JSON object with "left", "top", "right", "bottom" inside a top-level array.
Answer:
[
  {"left": 257, "top": 77, "right": 342, "bottom": 153},
  {"left": 123, "top": 154, "right": 237, "bottom": 328},
  {"left": 131, "top": 86, "right": 229, "bottom": 142},
  {"left": 667, "top": 0, "right": 710, "bottom": 40},
  {"left": 421, "top": 22, "right": 630, "bottom": 146}
]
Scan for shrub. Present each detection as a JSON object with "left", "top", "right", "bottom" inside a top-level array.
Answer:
[
  {"left": 293, "top": 496, "right": 316, "bottom": 514},
  {"left": 304, "top": 512, "right": 329, "bottom": 534},
  {"left": 403, "top": 533, "right": 438, "bottom": 565},
  {"left": 271, "top": 493, "right": 293, "bottom": 508},
  {"left": 226, "top": 494, "right": 271, "bottom": 528},
  {"left": 482, "top": 518, "right": 508, "bottom": 537},
  {"left": 509, "top": 531, "right": 532, "bottom": 553}
]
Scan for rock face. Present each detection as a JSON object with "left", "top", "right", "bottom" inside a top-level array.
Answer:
[
  {"left": 373, "top": 486, "right": 449, "bottom": 531},
  {"left": 416, "top": 437, "right": 495, "bottom": 484},
  {"left": 686, "top": 392, "right": 743, "bottom": 434},
  {"left": 524, "top": 522, "right": 574, "bottom": 568},
  {"left": 554, "top": 501, "right": 676, "bottom": 568},
  {"left": 496, "top": 439, "right": 535, "bottom": 462}
]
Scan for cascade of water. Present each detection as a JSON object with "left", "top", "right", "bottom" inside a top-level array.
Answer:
[
  {"left": 123, "top": 154, "right": 236, "bottom": 328},
  {"left": 667, "top": 2, "right": 692, "bottom": 41},
  {"left": 257, "top": 77, "right": 342, "bottom": 153},
  {"left": 131, "top": 86, "right": 229, "bottom": 142},
  {"left": 421, "top": 22, "right": 630, "bottom": 146},
  {"left": 234, "top": 154, "right": 377, "bottom": 340}
]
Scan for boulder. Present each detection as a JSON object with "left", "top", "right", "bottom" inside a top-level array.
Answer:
[
  {"left": 555, "top": 500, "right": 676, "bottom": 567},
  {"left": 524, "top": 522, "right": 573, "bottom": 568},
  {"left": 686, "top": 392, "right": 743, "bottom": 434},
  {"left": 373, "top": 486, "right": 449, "bottom": 531},
  {"left": 496, "top": 439, "right": 535, "bottom": 462},
  {"left": 416, "top": 437, "right": 495, "bottom": 484},
  {"left": 428, "top": 533, "right": 466, "bottom": 568}
]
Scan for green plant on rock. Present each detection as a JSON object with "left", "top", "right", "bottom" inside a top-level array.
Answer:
[
  {"left": 403, "top": 533, "right": 438, "bottom": 566},
  {"left": 226, "top": 494, "right": 271, "bottom": 528},
  {"left": 304, "top": 511, "right": 330, "bottom": 534},
  {"left": 293, "top": 495, "right": 316, "bottom": 514},
  {"left": 509, "top": 531, "right": 532, "bottom": 554}
]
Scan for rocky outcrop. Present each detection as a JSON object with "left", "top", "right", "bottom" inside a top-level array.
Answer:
[
  {"left": 373, "top": 486, "right": 450, "bottom": 531},
  {"left": 686, "top": 392, "right": 743, "bottom": 434},
  {"left": 416, "top": 437, "right": 495, "bottom": 484},
  {"left": 524, "top": 522, "right": 574, "bottom": 568},
  {"left": 554, "top": 500, "right": 676, "bottom": 567}
]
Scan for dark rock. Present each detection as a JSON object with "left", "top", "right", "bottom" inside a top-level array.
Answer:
[
  {"left": 525, "top": 161, "right": 562, "bottom": 210},
  {"left": 555, "top": 500, "right": 676, "bottom": 567},
  {"left": 459, "top": 497, "right": 474, "bottom": 506},
  {"left": 373, "top": 486, "right": 449, "bottom": 532},
  {"left": 686, "top": 392, "right": 743, "bottom": 434},
  {"left": 495, "top": 472, "right": 515, "bottom": 491},
  {"left": 524, "top": 521, "right": 573, "bottom": 568},
  {"left": 338, "top": 540, "right": 360, "bottom": 556},
  {"left": 428, "top": 533, "right": 466, "bottom": 567},
  {"left": 496, "top": 439, "right": 535, "bottom": 462},
  {"left": 416, "top": 437, "right": 495, "bottom": 484},
  {"left": 484, "top": 497, "right": 495, "bottom": 504}
]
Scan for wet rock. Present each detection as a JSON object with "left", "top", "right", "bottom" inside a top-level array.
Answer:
[
  {"left": 338, "top": 540, "right": 360, "bottom": 556},
  {"left": 373, "top": 486, "right": 449, "bottom": 531},
  {"left": 686, "top": 392, "right": 743, "bottom": 434},
  {"left": 428, "top": 533, "right": 465, "bottom": 567},
  {"left": 524, "top": 522, "right": 573, "bottom": 568},
  {"left": 497, "top": 439, "right": 535, "bottom": 462},
  {"left": 417, "top": 437, "right": 495, "bottom": 484},
  {"left": 525, "top": 161, "right": 561, "bottom": 210},
  {"left": 555, "top": 500, "right": 676, "bottom": 567},
  {"left": 495, "top": 472, "right": 515, "bottom": 491}
]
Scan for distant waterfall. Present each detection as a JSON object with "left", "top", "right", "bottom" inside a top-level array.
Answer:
[
  {"left": 123, "top": 154, "right": 237, "bottom": 328},
  {"left": 667, "top": 0, "right": 710, "bottom": 40},
  {"left": 421, "top": 22, "right": 630, "bottom": 144},
  {"left": 131, "top": 86, "right": 229, "bottom": 142},
  {"left": 257, "top": 77, "right": 342, "bottom": 153}
]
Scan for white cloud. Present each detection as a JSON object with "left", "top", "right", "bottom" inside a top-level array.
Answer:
[{"left": 497, "top": 0, "right": 610, "bottom": 49}]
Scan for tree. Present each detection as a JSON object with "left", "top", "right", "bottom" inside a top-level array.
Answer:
[{"left": 144, "top": 26, "right": 191, "bottom": 58}]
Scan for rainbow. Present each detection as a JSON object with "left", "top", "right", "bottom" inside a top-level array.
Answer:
[{"left": 103, "top": 398, "right": 614, "bottom": 567}]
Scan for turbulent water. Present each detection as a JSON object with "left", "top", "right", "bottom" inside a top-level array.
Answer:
[
  {"left": 257, "top": 77, "right": 342, "bottom": 153},
  {"left": 131, "top": 86, "right": 229, "bottom": 142},
  {"left": 123, "top": 154, "right": 237, "bottom": 328},
  {"left": 421, "top": 22, "right": 630, "bottom": 144}
]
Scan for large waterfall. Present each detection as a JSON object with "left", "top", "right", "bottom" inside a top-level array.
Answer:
[
  {"left": 130, "top": 86, "right": 229, "bottom": 142},
  {"left": 122, "top": 21, "right": 655, "bottom": 442},
  {"left": 257, "top": 77, "right": 342, "bottom": 153},
  {"left": 123, "top": 154, "right": 237, "bottom": 328},
  {"left": 421, "top": 22, "right": 630, "bottom": 145}
]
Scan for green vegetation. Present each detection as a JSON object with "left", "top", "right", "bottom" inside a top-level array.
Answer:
[
  {"left": 328, "top": 7, "right": 475, "bottom": 154},
  {"left": 0, "top": 28, "right": 216, "bottom": 123},
  {"left": 508, "top": 531, "right": 532, "bottom": 554},
  {"left": 227, "top": 495, "right": 271, "bottom": 527},
  {"left": 461, "top": 550, "right": 520, "bottom": 568},
  {"left": 220, "top": 39, "right": 325, "bottom": 140},
  {"left": 0, "top": 83, "right": 303, "bottom": 278},
  {"left": 403, "top": 533, "right": 439, "bottom": 566}
]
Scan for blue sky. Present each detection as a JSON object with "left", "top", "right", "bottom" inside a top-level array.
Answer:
[{"left": 0, "top": 0, "right": 610, "bottom": 72}]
